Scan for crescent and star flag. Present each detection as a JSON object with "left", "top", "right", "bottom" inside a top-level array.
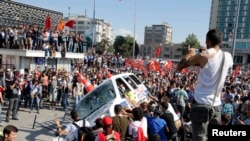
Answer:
[
  {"left": 65, "top": 20, "right": 75, "bottom": 28},
  {"left": 44, "top": 14, "right": 51, "bottom": 30}
]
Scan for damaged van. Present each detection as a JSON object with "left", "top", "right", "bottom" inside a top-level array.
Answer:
[{"left": 75, "top": 73, "right": 150, "bottom": 125}]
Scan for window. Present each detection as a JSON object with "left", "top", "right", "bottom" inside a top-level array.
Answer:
[
  {"left": 76, "top": 80, "right": 115, "bottom": 119},
  {"left": 219, "top": 12, "right": 226, "bottom": 16},
  {"left": 228, "top": 17, "right": 235, "bottom": 22},
  {"left": 163, "top": 55, "right": 170, "bottom": 58},
  {"left": 243, "top": 34, "right": 250, "bottom": 39},
  {"left": 129, "top": 75, "right": 141, "bottom": 85},
  {"left": 234, "top": 56, "right": 243, "bottom": 64},
  {"left": 78, "top": 21, "right": 84, "bottom": 24},
  {"left": 122, "top": 76, "right": 137, "bottom": 89}
]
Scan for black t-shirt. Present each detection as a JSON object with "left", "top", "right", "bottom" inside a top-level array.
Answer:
[
  {"left": 160, "top": 112, "right": 178, "bottom": 139},
  {"left": 7, "top": 81, "right": 19, "bottom": 99}
]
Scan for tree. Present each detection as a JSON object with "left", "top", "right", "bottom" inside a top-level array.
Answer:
[
  {"left": 113, "top": 35, "right": 139, "bottom": 57},
  {"left": 85, "top": 36, "right": 92, "bottom": 49},
  {"left": 95, "top": 34, "right": 112, "bottom": 55},
  {"left": 182, "top": 33, "right": 200, "bottom": 55}
]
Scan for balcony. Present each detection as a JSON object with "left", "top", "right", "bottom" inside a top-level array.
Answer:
[{"left": 0, "top": 48, "right": 84, "bottom": 59}]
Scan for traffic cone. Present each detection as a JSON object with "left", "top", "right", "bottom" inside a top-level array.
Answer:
[{"left": 81, "top": 77, "right": 94, "bottom": 92}]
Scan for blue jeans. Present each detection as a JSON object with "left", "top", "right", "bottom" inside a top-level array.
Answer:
[
  {"left": 75, "top": 95, "right": 83, "bottom": 109},
  {"left": 30, "top": 96, "right": 40, "bottom": 112},
  {"left": 6, "top": 98, "right": 19, "bottom": 120},
  {"left": 68, "top": 38, "right": 73, "bottom": 52},
  {"left": 54, "top": 40, "right": 58, "bottom": 51},
  {"left": 61, "top": 93, "right": 69, "bottom": 110},
  {"left": 44, "top": 48, "right": 52, "bottom": 57}
]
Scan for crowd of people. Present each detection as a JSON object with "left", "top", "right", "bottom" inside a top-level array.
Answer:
[
  {"left": 0, "top": 25, "right": 87, "bottom": 55},
  {"left": 0, "top": 28, "right": 249, "bottom": 141}
]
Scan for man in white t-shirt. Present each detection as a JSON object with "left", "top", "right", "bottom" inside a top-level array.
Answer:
[
  {"left": 128, "top": 107, "right": 148, "bottom": 140},
  {"left": 55, "top": 110, "right": 90, "bottom": 141},
  {"left": 176, "top": 29, "right": 233, "bottom": 141}
]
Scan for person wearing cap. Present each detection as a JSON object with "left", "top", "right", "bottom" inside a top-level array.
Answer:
[{"left": 95, "top": 116, "right": 120, "bottom": 141}]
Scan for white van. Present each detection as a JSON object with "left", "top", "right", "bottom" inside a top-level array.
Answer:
[{"left": 75, "top": 73, "right": 150, "bottom": 125}]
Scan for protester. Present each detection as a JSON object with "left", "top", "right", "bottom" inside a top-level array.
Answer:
[
  {"left": 55, "top": 110, "right": 91, "bottom": 141},
  {"left": 0, "top": 124, "right": 18, "bottom": 141},
  {"left": 94, "top": 116, "right": 121, "bottom": 141},
  {"left": 176, "top": 29, "right": 234, "bottom": 141}
]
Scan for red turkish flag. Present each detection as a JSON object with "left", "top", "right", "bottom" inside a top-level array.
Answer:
[
  {"left": 166, "top": 60, "right": 173, "bottom": 70},
  {"left": 44, "top": 14, "right": 51, "bottom": 30},
  {"left": 234, "top": 65, "right": 240, "bottom": 77},
  {"left": 65, "top": 20, "right": 75, "bottom": 28},
  {"left": 155, "top": 46, "right": 161, "bottom": 57},
  {"left": 54, "top": 23, "right": 59, "bottom": 32}
]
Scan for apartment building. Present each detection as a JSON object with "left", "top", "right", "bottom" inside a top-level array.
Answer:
[
  {"left": 209, "top": 0, "right": 250, "bottom": 69},
  {"left": 64, "top": 15, "right": 113, "bottom": 44},
  {"left": 144, "top": 22, "right": 173, "bottom": 45}
]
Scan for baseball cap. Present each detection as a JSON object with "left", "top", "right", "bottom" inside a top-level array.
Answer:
[{"left": 102, "top": 116, "right": 112, "bottom": 125}]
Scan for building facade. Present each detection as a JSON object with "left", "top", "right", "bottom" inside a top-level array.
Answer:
[
  {"left": 140, "top": 43, "right": 183, "bottom": 61},
  {"left": 0, "top": 0, "right": 63, "bottom": 28},
  {"left": 209, "top": 0, "right": 250, "bottom": 70},
  {"left": 64, "top": 15, "right": 113, "bottom": 44},
  {"left": 144, "top": 22, "right": 173, "bottom": 45},
  {"left": 0, "top": 0, "right": 83, "bottom": 72}
]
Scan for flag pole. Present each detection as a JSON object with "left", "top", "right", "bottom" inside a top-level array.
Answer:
[{"left": 132, "top": 0, "right": 136, "bottom": 59}]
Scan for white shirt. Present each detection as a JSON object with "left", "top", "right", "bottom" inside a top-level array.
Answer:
[
  {"left": 128, "top": 117, "right": 148, "bottom": 139},
  {"left": 194, "top": 49, "right": 233, "bottom": 106},
  {"left": 167, "top": 102, "right": 180, "bottom": 121},
  {"left": 65, "top": 120, "right": 90, "bottom": 140}
]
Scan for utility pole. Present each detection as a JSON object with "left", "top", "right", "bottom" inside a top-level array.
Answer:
[
  {"left": 132, "top": 0, "right": 136, "bottom": 59},
  {"left": 232, "top": 0, "right": 241, "bottom": 63}
]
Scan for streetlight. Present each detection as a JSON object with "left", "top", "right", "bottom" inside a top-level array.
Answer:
[
  {"left": 92, "top": 0, "right": 96, "bottom": 53},
  {"left": 232, "top": 0, "right": 241, "bottom": 63},
  {"left": 132, "top": 0, "right": 136, "bottom": 59}
]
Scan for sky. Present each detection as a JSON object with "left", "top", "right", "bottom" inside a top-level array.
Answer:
[{"left": 14, "top": 0, "right": 211, "bottom": 46}]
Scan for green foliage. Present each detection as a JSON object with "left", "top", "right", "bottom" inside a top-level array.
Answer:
[
  {"left": 182, "top": 33, "right": 200, "bottom": 55},
  {"left": 85, "top": 36, "right": 92, "bottom": 48},
  {"left": 113, "top": 35, "right": 139, "bottom": 57},
  {"left": 182, "top": 33, "right": 200, "bottom": 49},
  {"left": 95, "top": 34, "right": 112, "bottom": 55}
]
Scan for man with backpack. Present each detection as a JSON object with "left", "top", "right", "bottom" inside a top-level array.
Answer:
[
  {"left": 55, "top": 110, "right": 91, "bottom": 141},
  {"left": 174, "top": 84, "right": 188, "bottom": 118},
  {"left": 128, "top": 107, "right": 148, "bottom": 141},
  {"left": 95, "top": 116, "right": 120, "bottom": 141}
]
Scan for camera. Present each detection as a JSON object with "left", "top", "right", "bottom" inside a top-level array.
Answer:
[{"left": 55, "top": 131, "right": 59, "bottom": 137}]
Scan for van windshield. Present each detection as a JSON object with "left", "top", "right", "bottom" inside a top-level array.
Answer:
[{"left": 76, "top": 80, "right": 116, "bottom": 119}]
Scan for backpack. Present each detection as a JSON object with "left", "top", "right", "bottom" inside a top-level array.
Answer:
[
  {"left": 98, "top": 131, "right": 118, "bottom": 141},
  {"left": 131, "top": 120, "right": 147, "bottom": 141},
  {"left": 66, "top": 119, "right": 92, "bottom": 141}
]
